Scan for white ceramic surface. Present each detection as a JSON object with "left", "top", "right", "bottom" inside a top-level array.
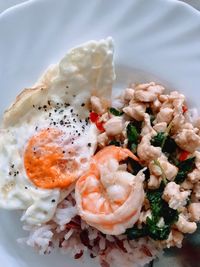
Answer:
[
  {"left": 0, "top": 0, "right": 200, "bottom": 266},
  {"left": 1, "top": 1, "right": 200, "bottom": 15}
]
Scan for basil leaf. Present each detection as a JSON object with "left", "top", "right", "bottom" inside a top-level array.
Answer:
[
  {"left": 127, "top": 123, "right": 139, "bottom": 144},
  {"left": 109, "top": 107, "right": 124, "bottom": 116},
  {"left": 109, "top": 140, "right": 121, "bottom": 147},
  {"left": 175, "top": 157, "right": 196, "bottom": 184}
]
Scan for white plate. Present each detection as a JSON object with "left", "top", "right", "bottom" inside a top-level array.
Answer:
[{"left": 0, "top": 0, "right": 200, "bottom": 266}]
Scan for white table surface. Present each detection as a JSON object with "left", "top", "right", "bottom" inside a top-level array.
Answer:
[{"left": 0, "top": 0, "right": 200, "bottom": 15}]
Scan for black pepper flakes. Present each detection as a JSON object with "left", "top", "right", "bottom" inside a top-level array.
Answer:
[
  {"left": 51, "top": 199, "right": 56, "bottom": 203},
  {"left": 87, "top": 143, "right": 91, "bottom": 147},
  {"left": 64, "top": 103, "right": 70, "bottom": 107},
  {"left": 81, "top": 103, "right": 85, "bottom": 107}
]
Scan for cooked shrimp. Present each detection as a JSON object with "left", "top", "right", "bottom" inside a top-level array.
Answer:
[{"left": 75, "top": 146, "right": 145, "bottom": 235}]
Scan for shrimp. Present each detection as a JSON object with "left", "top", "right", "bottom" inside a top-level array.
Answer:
[{"left": 75, "top": 146, "right": 145, "bottom": 235}]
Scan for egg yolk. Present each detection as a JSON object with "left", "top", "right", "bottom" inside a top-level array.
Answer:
[{"left": 24, "top": 128, "right": 78, "bottom": 189}]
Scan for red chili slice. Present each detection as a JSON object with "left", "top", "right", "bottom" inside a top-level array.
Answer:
[
  {"left": 89, "top": 112, "right": 99, "bottom": 123},
  {"left": 182, "top": 105, "right": 188, "bottom": 114},
  {"left": 95, "top": 120, "right": 105, "bottom": 132},
  {"left": 179, "top": 151, "right": 190, "bottom": 161},
  {"left": 89, "top": 112, "right": 104, "bottom": 132}
]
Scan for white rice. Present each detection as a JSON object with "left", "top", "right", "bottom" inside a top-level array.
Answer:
[
  {"left": 18, "top": 193, "right": 160, "bottom": 266},
  {"left": 18, "top": 224, "right": 54, "bottom": 255},
  {"left": 123, "top": 240, "right": 133, "bottom": 253},
  {"left": 88, "top": 228, "right": 98, "bottom": 240},
  {"left": 100, "top": 238, "right": 159, "bottom": 267},
  {"left": 64, "top": 228, "right": 74, "bottom": 241},
  {"left": 99, "top": 238, "right": 106, "bottom": 250},
  {"left": 106, "top": 235, "right": 115, "bottom": 242},
  {"left": 81, "top": 219, "right": 90, "bottom": 230},
  {"left": 53, "top": 200, "right": 77, "bottom": 226}
]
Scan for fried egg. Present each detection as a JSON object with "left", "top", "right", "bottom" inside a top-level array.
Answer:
[{"left": 0, "top": 38, "right": 115, "bottom": 225}]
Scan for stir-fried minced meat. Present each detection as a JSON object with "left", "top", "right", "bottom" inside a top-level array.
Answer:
[{"left": 93, "top": 81, "right": 200, "bottom": 250}]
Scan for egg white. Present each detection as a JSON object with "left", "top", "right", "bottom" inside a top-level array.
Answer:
[{"left": 0, "top": 38, "right": 115, "bottom": 225}]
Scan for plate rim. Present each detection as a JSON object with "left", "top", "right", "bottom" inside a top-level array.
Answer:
[
  {"left": 1, "top": 0, "right": 200, "bottom": 21},
  {"left": 0, "top": 1, "right": 200, "bottom": 267}
]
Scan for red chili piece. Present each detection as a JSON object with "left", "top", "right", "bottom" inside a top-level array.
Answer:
[
  {"left": 182, "top": 105, "right": 188, "bottom": 114},
  {"left": 89, "top": 112, "right": 105, "bottom": 132},
  {"left": 179, "top": 151, "right": 190, "bottom": 161},
  {"left": 89, "top": 112, "right": 99, "bottom": 123},
  {"left": 95, "top": 120, "right": 105, "bottom": 132}
]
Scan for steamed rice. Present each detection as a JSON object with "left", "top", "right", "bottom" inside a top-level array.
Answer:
[{"left": 18, "top": 192, "right": 159, "bottom": 267}]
